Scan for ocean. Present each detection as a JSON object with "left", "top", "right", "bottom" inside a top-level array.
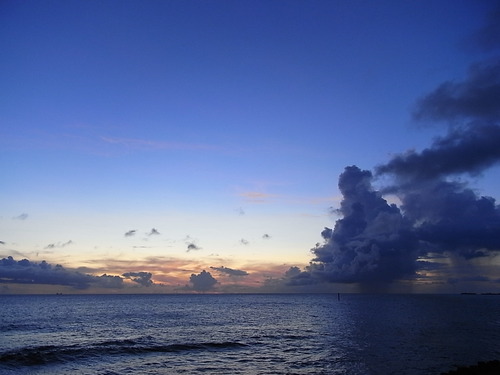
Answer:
[{"left": 0, "top": 293, "right": 499, "bottom": 375}]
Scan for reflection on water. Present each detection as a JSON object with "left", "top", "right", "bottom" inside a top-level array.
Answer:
[{"left": 1, "top": 294, "right": 499, "bottom": 374}]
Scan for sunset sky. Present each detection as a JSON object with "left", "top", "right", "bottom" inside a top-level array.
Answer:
[{"left": 2, "top": 0, "right": 500, "bottom": 293}]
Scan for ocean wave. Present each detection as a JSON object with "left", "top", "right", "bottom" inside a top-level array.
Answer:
[{"left": 0, "top": 339, "right": 248, "bottom": 367}]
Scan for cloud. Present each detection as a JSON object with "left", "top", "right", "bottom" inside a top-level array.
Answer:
[
  {"left": 284, "top": 266, "right": 301, "bottom": 278},
  {"left": 235, "top": 207, "right": 245, "bottom": 216},
  {"left": 94, "top": 274, "right": 124, "bottom": 288},
  {"left": 299, "top": 19, "right": 500, "bottom": 287},
  {"left": 392, "top": 179, "right": 500, "bottom": 259},
  {"left": 0, "top": 241, "right": 5, "bottom": 245},
  {"left": 148, "top": 228, "right": 160, "bottom": 236},
  {"left": 0, "top": 255, "right": 316, "bottom": 293},
  {"left": 239, "top": 238, "right": 249, "bottom": 246},
  {"left": 390, "top": 59, "right": 500, "bottom": 186},
  {"left": 412, "top": 60, "right": 500, "bottom": 124},
  {"left": 12, "top": 213, "right": 28, "bottom": 220},
  {"left": 285, "top": 266, "right": 315, "bottom": 286},
  {"left": 122, "top": 271, "right": 153, "bottom": 287},
  {"left": 75, "top": 256, "right": 196, "bottom": 287},
  {"left": 189, "top": 270, "right": 218, "bottom": 291},
  {"left": 301, "top": 166, "right": 420, "bottom": 284},
  {"left": 44, "top": 240, "right": 73, "bottom": 249},
  {"left": 375, "top": 55, "right": 500, "bottom": 262},
  {"left": 282, "top": 266, "right": 308, "bottom": 286},
  {"left": 124, "top": 230, "right": 137, "bottom": 237},
  {"left": 262, "top": 234, "right": 271, "bottom": 240},
  {"left": 0, "top": 256, "right": 123, "bottom": 289},
  {"left": 210, "top": 266, "right": 249, "bottom": 276},
  {"left": 375, "top": 123, "right": 500, "bottom": 183},
  {"left": 186, "top": 243, "right": 201, "bottom": 252},
  {"left": 302, "top": 133, "right": 500, "bottom": 284},
  {"left": 265, "top": 265, "right": 342, "bottom": 291}
]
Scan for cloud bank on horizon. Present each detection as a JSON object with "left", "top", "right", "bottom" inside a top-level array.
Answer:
[
  {"left": 0, "top": 256, "right": 123, "bottom": 290},
  {"left": 189, "top": 270, "right": 218, "bottom": 292}
]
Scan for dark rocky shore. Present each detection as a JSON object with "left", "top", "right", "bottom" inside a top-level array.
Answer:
[{"left": 441, "top": 360, "right": 500, "bottom": 375}]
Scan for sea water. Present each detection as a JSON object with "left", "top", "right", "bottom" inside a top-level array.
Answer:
[{"left": 1, "top": 294, "right": 499, "bottom": 374}]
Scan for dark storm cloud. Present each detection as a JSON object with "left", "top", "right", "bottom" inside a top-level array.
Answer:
[
  {"left": 375, "top": 123, "right": 500, "bottom": 182},
  {"left": 124, "top": 230, "right": 137, "bottom": 237},
  {"left": 302, "top": 166, "right": 420, "bottom": 284},
  {"left": 189, "top": 270, "right": 217, "bottom": 291},
  {"left": 122, "top": 271, "right": 153, "bottom": 287},
  {"left": 374, "top": 55, "right": 500, "bottom": 262},
  {"left": 304, "top": 113, "right": 500, "bottom": 283},
  {"left": 210, "top": 266, "right": 249, "bottom": 276},
  {"left": 0, "top": 256, "right": 123, "bottom": 289},
  {"left": 412, "top": 60, "right": 500, "bottom": 123},
  {"left": 300, "top": 27, "right": 500, "bottom": 286},
  {"left": 299, "top": 165, "right": 500, "bottom": 285},
  {"left": 387, "top": 59, "right": 500, "bottom": 186},
  {"left": 397, "top": 180, "right": 500, "bottom": 259}
]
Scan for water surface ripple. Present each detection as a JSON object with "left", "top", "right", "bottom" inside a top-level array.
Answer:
[{"left": 1, "top": 294, "right": 499, "bottom": 374}]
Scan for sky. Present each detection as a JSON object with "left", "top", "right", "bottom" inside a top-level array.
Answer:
[{"left": 1, "top": 0, "right": 500, "bottom": 294}]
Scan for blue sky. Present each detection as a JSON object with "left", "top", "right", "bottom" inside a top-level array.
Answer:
[{"left": 1, "top": 0, "right": 499, "bottom": 293}]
